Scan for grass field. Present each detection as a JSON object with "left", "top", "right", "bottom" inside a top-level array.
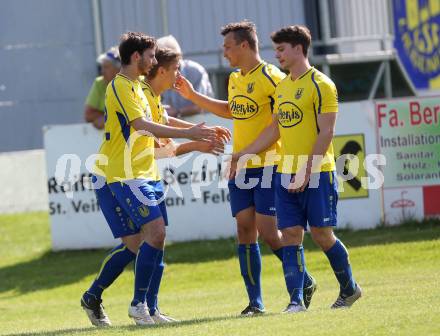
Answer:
[{"left": 0, "top": 212, "right": 439, "bottom": 336}]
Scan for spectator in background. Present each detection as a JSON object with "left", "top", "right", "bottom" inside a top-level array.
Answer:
[
  {"left": 157, "top": 35, "right": 214, "bottom": 118},
  {"left": 84, "top": 47, "right": 121, "bottom": 129}
]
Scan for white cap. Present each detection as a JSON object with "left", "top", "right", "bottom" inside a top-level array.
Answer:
[
  {"left": 97, "top": 46, "right": 121, "bottom": 67},
  {"left": 157, "top": 35, "right": 182, "bottom": 55}
]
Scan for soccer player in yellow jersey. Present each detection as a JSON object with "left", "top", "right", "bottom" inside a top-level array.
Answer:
[
  {"left": 175, "top": 21, "right": 316, "bottom": 315},
  {"left": 138, "top": 47, "right": 229, "bottom": 320},
  {"left": 142, "top": 47, "right": 228, "bottom": 157},
  {"left": 231, "top": 25, "right": 362, "bottom": 313},
  {"left": 81, "top": 32, "right": 218, "bottom": 327}
]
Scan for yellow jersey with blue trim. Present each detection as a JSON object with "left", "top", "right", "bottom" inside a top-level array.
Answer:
[
  {"left": 228, "top": 62, "right": 285, "bottom": 168},
  {"left": 140, "top": 80, "right": 169, "bottom": 181},
  {"left": 275, "top": 68, "right": 338, "bottom": 174},
  {"left": 140, "top": 81, "right": 169, "bottom": 125},
  {"left": 95, "top": 73, "right": 160, "bottom": 183}
]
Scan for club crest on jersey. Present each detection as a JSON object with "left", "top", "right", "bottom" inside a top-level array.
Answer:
[
  {"left": 144, "top": 108, "right": 153, "bottom": 120},
  {"left": 295, "top": 88, "right": 304, "bottom": 99},
  {"left": 247, "top": 82, "right": 255, "bottom": 93},
  {"left": 138, "top": 205, "right": 150, "bottom": 218}
]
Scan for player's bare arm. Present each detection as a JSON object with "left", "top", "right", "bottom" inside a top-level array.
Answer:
[
  {"left": 289, "top": 112, "right": 337, "bottom": 193},
  {"left": 167, "top": 116, "right": 231, "bottom": 143},
  {"left": 176, "top": 139, "right": 225, "bottom": 156},
  {"left": 226, "top": 115, "right": 279, "bottom": 179},
  {"left": 232, "top": 115, "right": 280, "bottom": 161},
  {"left": 131, "top": 117, "right": 216, "bottom": 141},
  {"left": 167, "top": 116, "right": 196, "bottom": 128},
  {"left": 174, "top": 75, "right": 232, "bottom": 119}
]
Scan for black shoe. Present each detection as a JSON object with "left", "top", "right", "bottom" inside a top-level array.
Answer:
[
  {"left": 303, "top": 276, "right": 317, "bottom": 309},
  {"left": 81, "top": 292, "right": 111, "bottom": 326},
  {"left": 240, "top": 305, "right": 265, "bottom": 316}
]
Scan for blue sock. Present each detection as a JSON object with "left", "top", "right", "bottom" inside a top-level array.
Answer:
[
  {"left": 325, "top": 239, "right": 356, "bottom": 296},
  {"left": 132, "top": 242, "right": 162, "bottom": 305},
  {"left": 275, "top": 246, "right": 313, "bottom": 288},
  {"left": 283, "top": 245, "right": 305, "bottom": 305},
  {"left": 87, "top": 243, "right": 136, "bottom": 299},
  {"left": 146, "top": 250, "right": 164, "bottom": 315},
  {"left": 238, "top": 244, "right": 263, "bottom": 309}
]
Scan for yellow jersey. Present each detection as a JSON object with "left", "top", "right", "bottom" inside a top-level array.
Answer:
[
  {"left": 95, "top": 74, "right": 160, "bottom": 182},
  {"left": 141, "top": 80, "right": 172, "bottom": 179},
  {"left": 275, "top": 68, "right": 338, "bottom": 174},
  {"left": 228, "top": 62, "right": 285, "bottom": 168},
  {"left": 140, "top": 81, "right": 169, "bottom": 125}
]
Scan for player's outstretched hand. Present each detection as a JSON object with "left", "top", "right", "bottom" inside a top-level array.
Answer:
[
  {"left": 155, "top": 138, "right": 178, "bottom": 159},
  {"left": 196, "top": 138, "right": 225, "bottom": 156},
  {"left": 174, "top": 74, "right": 194, "bottom": 99},
  {"left": 186, "top": 122, "right": 217, "bottom": 141},
  {"left": 212, "top": 126, "right": 232, "bottom": 143},
  {"left": 288, "top": 168, "right": 311, "bottom": 193},
  {"left": 223, "top": 152, "right": 242, "bottom": 180}
]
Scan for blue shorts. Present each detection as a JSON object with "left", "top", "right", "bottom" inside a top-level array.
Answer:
[
  {"left": 93, "top": 175, "right": 168, "bottom": 239},
  {"left": 275, "top": 171, "right": 338, "bottom": 230},
  {"left": 228, "top": 166, "right": 276, "bottom": 217}
]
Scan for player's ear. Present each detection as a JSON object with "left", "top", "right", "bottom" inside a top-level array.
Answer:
[{"left": 131, "top": 51, "right": 140, "bottom": 63}]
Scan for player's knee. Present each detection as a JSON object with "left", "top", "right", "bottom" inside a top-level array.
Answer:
[
  {"left": 125, "top": 240, "right": 140, "bottom": 253},
  {"left": 280, "top": 228, "right": 303, "bottom": 245},
  {"left": 237, "top": 225, "right": 256, "bottom": 238},
  {"left": 260, "top": 233, "right": 281, "bottom": 249},
  {"left": 256, "top": 218, "right": 280, "bottom": 248},
  {"left": 310, "top": 229, "right": 335, "bottom": 250},
  {"left": 237, "top": 222, "right": 254, "bottom": 235},
  {"left": 121, "top": 234, "right": 142, "bottom": 253},
  {"left": 146, "top": 225, "right": 166, "bottom": 248},
  {"left": 152, "top": 229, "right": 166, "bottom": 245}
]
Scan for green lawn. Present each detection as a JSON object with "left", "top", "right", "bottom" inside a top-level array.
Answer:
[{"left": 0, "top": 212, "right": 439, "bottom": 336}]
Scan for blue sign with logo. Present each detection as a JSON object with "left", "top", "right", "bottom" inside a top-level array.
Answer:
[{"left": 392, "top": 0, "right": 440, "bottom": 90}]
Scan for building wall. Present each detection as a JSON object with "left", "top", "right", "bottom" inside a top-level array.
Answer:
[
  {"left": 332, "top": 0, "right": 393, "bottom": 53},
  {"left": 0, "top": 0, "right": 97, "bottom": 152},
  {"left": 100, "top": 0, "right": 306, "bottom": 68}
]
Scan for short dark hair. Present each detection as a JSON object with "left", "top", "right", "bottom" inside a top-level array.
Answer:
[
  {"left": 119, "top": 32, "right": 156, "bottom": 65},
  {"left": 271, "top": 25, "right": 312, "bottom": 57},
  {"left": 147, "top": 48, "right": 181, "bottom": 79},
  {"left": 221, "top": 20, "right": 258, "bottom": 51}
]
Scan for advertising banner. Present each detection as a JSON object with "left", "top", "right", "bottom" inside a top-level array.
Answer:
[
  {"left": 333, "top": 134, "right": 369, "bottom": 200},
  {"left": 392, "top": 0, "right": 440, "bottom": 90},
  {"left": 376, "top": 96, "right": 440, "bottom": 223},
  {"left": 376, "top": 97, "right": 440, "bottom": 188},
  {"left": 44, "top": 124, "right": 118, "bottom": 250}
]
